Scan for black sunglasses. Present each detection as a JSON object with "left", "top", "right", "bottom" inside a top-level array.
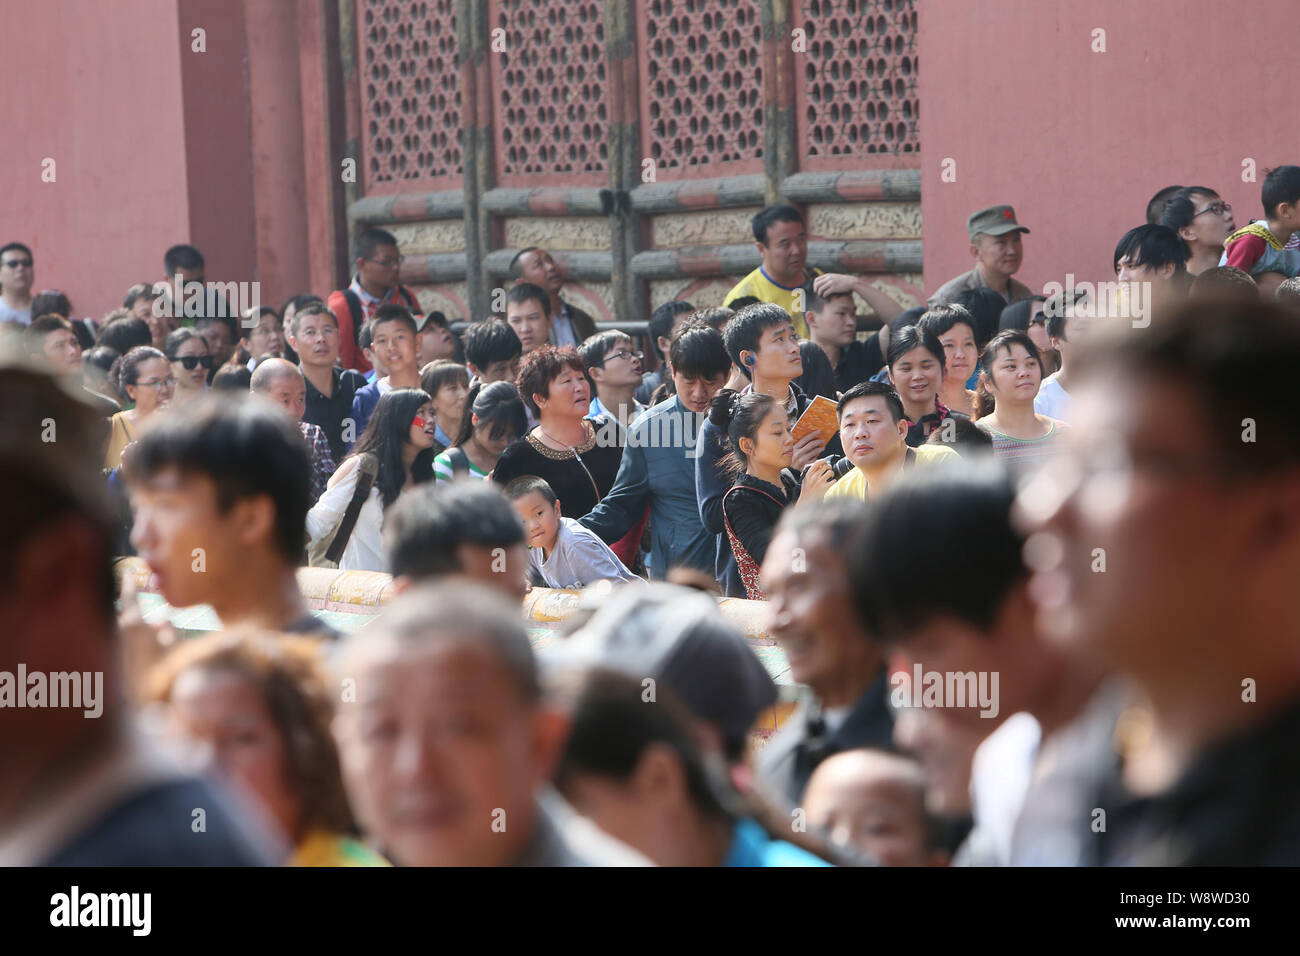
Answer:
[{"left": 176, "top": 355, "right": 214, "bottom": 370}]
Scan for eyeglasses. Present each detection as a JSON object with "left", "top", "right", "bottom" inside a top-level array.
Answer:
[
  {"left": 136, "top": 378, "right": 177, "bottom": 390},
  {"left": 366, "top": 256, "right": 405, "bottom": 268},
  {"left": 1, "top": 258, "right": 32, "bottom": 269},
  {"left": 175, "top": 355, "right": 214, "bottom": 370},
  {"left": 1193, "top": 201, "right": 1232, "bottom": 218},
  {"left": 599, "top": 349, "right": 644, "bottom": 365}
]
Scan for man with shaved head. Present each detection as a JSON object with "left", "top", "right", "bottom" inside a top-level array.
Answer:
[
  {"left": 331, "top": 581, "right": 649, "bottom": 866},
  {"left": 251, "top": 357, "right": 335, "bottom": 503}
]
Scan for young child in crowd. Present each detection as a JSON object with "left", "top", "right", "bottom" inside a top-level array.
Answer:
[
  {"left": 1220, "top": 164, "right": 1300, "bottom": 295},
  {"left": 505, "top": 476, "right": 640, "bottom": 590}
]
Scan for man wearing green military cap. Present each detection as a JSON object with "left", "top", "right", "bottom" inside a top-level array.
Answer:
[{"left": 929, "top": 204, "right": 1036, "bottom": 307}]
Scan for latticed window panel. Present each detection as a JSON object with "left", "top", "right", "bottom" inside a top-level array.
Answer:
[
  {"left": 639, "top": 0, "right": 765, "bottom": 176},
  {"left": 797, "top": 0, "right": 919, "bottom": 167},
  {"left": 491, "top": 0, "right": 609, "bottom": 185},
  {"left": 359, "top": 0, "right": 463, "bottom": 190}
]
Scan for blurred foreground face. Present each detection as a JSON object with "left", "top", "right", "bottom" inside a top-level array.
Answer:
[
  {"left": 891, "top": 683, "right": 985, "bottom": 818},
  {"left": 130, "top": 468, "right": 240, "bottom": 608},
  {"left": 1017, "top": 373, "right": 1223, "bottom": 672},
  {"left": 168, "top": 667, "right": 300, "bottom": 839},
  {"left": 803, "top": 750, "right": 940, "bottom": 867},
  {"left": 335, "top": 636, "right": 544, "bottom": 866}
]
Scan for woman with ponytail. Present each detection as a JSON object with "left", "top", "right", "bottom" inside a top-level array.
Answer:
[
  {"left": 711, "top": 389, "right": 834, "bottom": 600},
  {"left": 432, "top": 380, "right": 528, "bottom": 482}
]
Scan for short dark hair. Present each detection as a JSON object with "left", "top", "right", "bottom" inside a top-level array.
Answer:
[
  {"left": 463, "top": 319, "right": 522, "bottom": 370},
  {"left": 846, "top": 462, "right": 1026, "bottom": 640},
  {"left": 579, "top": 330, "right": 632, "bottom": 392},
  {"left": 838, "top": 380, "right": 904, "bottom": 423},
  {"left": 1189, "top": 266, "right": 1259, "bottom": 304},
  {"left": 355, "top": 227, "right": 398, "bottom": 262},
  {"left": 368, "top": 304, "right": 418, "bottom": 338},
  {"left": 648, "top": 301, "right": 696, "bottom": 360},
  {"left": 805, "top": 288, "right": 854, "bottom": 314},
  {"left": 27, "top": 314, "right": 74, "bottom": 341},
  {"left": 454, "top": 380, "right": 528, "bottom": 446},
  {"left": 385, "top": 481, "right": 525, "bottom": 581},
  {"left": 1113, "top": 224, "right": 1190, "bottom": 277},
  {"left": 0, "top": 241, "right": 33, "bottom": 263},
  {"left": 951, "top": 288, "right": 1007, "bottom": 349},
  {"left": 998, "top": 297, "right": 1046, "bottom": 334},
  {"left": 516, "top": 344, "right": 586, "bottom": 415},
  {"left": 503, "top": 475, "right": 557, "bottom": 504},
  {"left": 30, "top": 290, "right": 72, "bottom": 320},
  {"left": 722, "top": 302, "right": 795, "bottom": 378},
  {"left": 163, "top": 244, "right": 204, "bottom": 275},
  {"left": 194, "top": 313, "right": 239, "bottom": 342},
  {"left": 917, "top": 303, "right": 976, "bottom": 342},
  {"left": 1045, "top": 305, "right": 1070, "bottom": 342},
  {"left": 688, "top": 305, "right": 734, "bottom": 331},
  {"left": 98, "top": 316, "right": 152, "bottom": 355},
  {"left": 420, "top": 359, "right": 469, "bottom": 402},
  {"left": 669, "top": 321, "right": 731, "bottom": 381},
  {"left": 887, "top": 323, "right": 946, "bottom": 373},
  {"left": 1146, "top": 185, "right": 1184, "bottom": 225},
  {"left": 979, "top": 329, "right": 1043, "bottom": 380},
  {"left": 211, "top": 364, "right": 252, "bottom": 391},
  {"left": 124, "top": 282, "right": 163, "bottom": 310},
  {"left": 508, "top": 246, "right": 543, "bottom": 278},
  {"left": 284, "top": 300, "right": 334, "bottom": 339},
  {"left": 506, "top": 282, "right": 551, "bottom": 318},
  {"left": 1261, "top": 165, "right": 1300, "bottom": 220},
  {"left": 127, "top": 395, "right": 311, "bottom": 563},
  {"left": 1159, "top": 186, "right": 1219, "bottom": 233},
  {"left": 726, "top": 296, "right": 762, "bottom": 312},
  {"left": 752, "top": 204, "right": 805, "bottom": 245},
  {"left": 1074, "top": 299, "right": 1300, "bottom": 472}
]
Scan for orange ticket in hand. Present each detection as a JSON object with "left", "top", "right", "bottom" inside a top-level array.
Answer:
[{"left": 791, "top": 395, "right": 839, "bottom": 448}]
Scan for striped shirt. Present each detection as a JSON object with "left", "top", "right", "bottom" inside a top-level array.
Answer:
[
  {"left": 976, "top": 418, "right": 1069, "bottom": 468},
  {"left": 433, "top": 447, "right": 489, "bottom": 482}
]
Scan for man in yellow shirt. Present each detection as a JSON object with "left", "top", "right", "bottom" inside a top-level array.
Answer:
[
  {"left": 726, "top": 205, "right": 902, "bottom": 337},
  {"left": 823, "top": 381, "right": 959, "bottom": 501}
]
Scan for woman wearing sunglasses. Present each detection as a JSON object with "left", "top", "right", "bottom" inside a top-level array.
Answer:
[{"left": 164, "top": 328, "right": 212, "bottom": 406}]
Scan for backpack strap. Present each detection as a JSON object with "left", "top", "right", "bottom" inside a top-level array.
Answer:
[
  {"left": 342, "top": 290, "right": 366, "bottom": 348},
  {"left": 324, "top": 453, "right": 378, "bottom": 565},
  {"left": 448, "top": 445, "right": 471, "bottom": 477}
]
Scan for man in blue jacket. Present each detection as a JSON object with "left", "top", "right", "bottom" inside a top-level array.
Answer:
[{"left": 580, "top": 322, "right": 731, "bottom": 579}]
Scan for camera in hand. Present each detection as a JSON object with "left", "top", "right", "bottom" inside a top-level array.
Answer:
[{"left": 802, "top": 454, "right": 856, "bottom": 482}]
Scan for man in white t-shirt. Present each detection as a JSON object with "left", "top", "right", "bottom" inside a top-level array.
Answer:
[{"left": 1033, "top": 296, "right": 1089, "bottom": 423}]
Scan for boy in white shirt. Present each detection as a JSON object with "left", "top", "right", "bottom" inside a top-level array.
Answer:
[{"left": 505, "top": 476, "right": 640, "bottom": 590}]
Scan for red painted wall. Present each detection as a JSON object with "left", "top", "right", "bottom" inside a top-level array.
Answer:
[{"left": 918, "top": 0, "right": 1297, "bottom": 298}]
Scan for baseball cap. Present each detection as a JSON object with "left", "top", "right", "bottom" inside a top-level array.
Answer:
[
  {"left": 968, "top": 205, "right": 1030, "bottom": 241},
  {"left": 549, "top": 583, "right": 778, "bottom": 754}
]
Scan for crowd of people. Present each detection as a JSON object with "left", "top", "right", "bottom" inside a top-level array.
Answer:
[{"left": 3, "top": 163, "right": 1300, "bottom": 867}]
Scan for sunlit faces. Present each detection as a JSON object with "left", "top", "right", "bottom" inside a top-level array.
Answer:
[
  {"left": 246, "top": 311, "right": 285, "bottom": 359},
  {"left": 171, "top": 336, "right": 211, "bottom": 390},
  {"left": 264, "top": 373, "right": 307, "bottom": 422},
  {"left": 807, "top": 295, "right": 858, "bottom": 348},
  {"left": 129, "top": 467, "right": 255, "bottom": 608},
  {"left": 419, "top": 321, "right": 456, "bottom": 365},
  {"left": 839, "top": 395, "right": 907, "bottom": 470},
  {"left": 40, "top": 328, "right": 82, "bottom": 376},
  {"left": 1017, "top": 374, "right": 1235, "bottom": 671},
  {"left": 888, "top": 347, "right": 942, "bottom": 417},
  {"left": 358, "top": 243, "right": 402, "bottom": 294},
  {"left": 126, "top": 357, "right": 175, "bottom": 413},
  {"left": 972, "top": 231, "right": 1023, "bottom": 278},
  {"left": 744, "top": 321, "right": 802, "bottom": 381},
  {"left": 518, "top": 249, "right": 565, "bottom": 295},
  {"left": 1185, "top": 192, "right": 1236, "bottom": 248},
  {"left": 936, "top": 321, "right": 977, "bottom": 387},
  {"left": 759, "top": 218, "right": 808, "bottom": 281},
  {"left": 739, "top": 405, "right": 794, "bottom": 473},
  {"left": 510, "top": 490, "right": 562, "bottom": 553},
  {"left": 287, "top": 311, "right": 340, "bottom": 368},
  {"left": 537, "top": 364, "right": 590, "bottom": 417},
  {"left": 409, "top": 400, "right": 439, "bottom": 449},
  {"left": 478, "top": 355, "right": 520, "bottom": 385},
  {"left": 506, "top": 297, "right": 552, "bottom": 353},
  {"left": 671, "top": 370, "right": 729, "bottom": 414},
  {"left": 168, "top": 667, "right": 300, "bottom": 841},
  {"left": 432, "top": 379, "right": 469, "bottom": 432},
  {"left": 371, "top": 319, "right": 419, "bottom": 375},
  {"left": 333, "top": 636, "right": 553, "bottom": 867},
  {"left": 595, "top": 340, "right": 644, "bottom": 388},
  {"left": 985, "top": 342, "right": 1043, "bottom": 404},
  {"left": 760, "top": 528, "right": 863, "bottom": 689}
]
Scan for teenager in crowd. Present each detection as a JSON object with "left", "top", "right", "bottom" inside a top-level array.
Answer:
[
  {"left": 125, "top": 395, "right": 338, "bottom": 639},
  {"left": 636, "top": 299, "right": 695, "bottom": 404},
  {"left": 287, "top": 301, "right": 368, "bottom": 461},
  {"left": 919, "top": 304, "right": 979, "bottom": 416},
  {"left": 885, "top": 324, "right": 968, "bottom": 447},
  {"left": 1113, "top": 224, "right": 1191, "bottom": 319},
  {"left": 462, "top": 317, "right": 523, "bottom": 385},
  {"left": 491, "top": 345, "right": 639, "bottom": 565},
  {"left": 164, "top": 327, "right": 212, "bottom": 408},
  {"left": 432, "top": 380, "right": 527, "bottom": 482},
  {"left": 1033, "top": 298, "right": 1089, "bottom": 423},
  {"left": 756, "top": 499, "right": 893, "bottom": 808},
  {"left": 147, "top": 632, "right": 389, "bottom": 866},
  {"left": 1219, "top": 164, "right": 1300, "bottom": 296},
  {"left": 105, "top": 346, "right": 174, "bottom": 469},
  {"left": 580, "top": 330, "right": 645, "bottom": 436},
  {"left": 1159, "top": 186, "right": 1235, "bottom": 277},
  {"left": 505, "top": 282, "right": 554, "bottom": 356},
  {"left": 974, "top": 330, "right": 1067, "bottom": 467},
  {"left": 804, "top": 288, "right": 887, "bottom": 393},
  {"left": 1019, "top": 300, "right": 1300, "bottom": 864},
  {"left": 327, "top": 227, "right": 420, "bottom": 373},
  {"left": 307, "top": 388, "right": 438, "bottom": 572},
  {"left": 350, "top": 305, "right": 424, "bottom": 437},
  {"left": 332, "top": 581, "right": 649, "bottom": 866},
  {"left": 581, "top": 321, "right": 732, "bottom": 579},
  {"left": 696, "top": 303, "right": 838, "bottom": 596},
  {"left": 419, "top": 359, "right": 470, "bottom": 451},
  {"left": 711, "top": 390, "right": 834, "bottom": 600}
]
